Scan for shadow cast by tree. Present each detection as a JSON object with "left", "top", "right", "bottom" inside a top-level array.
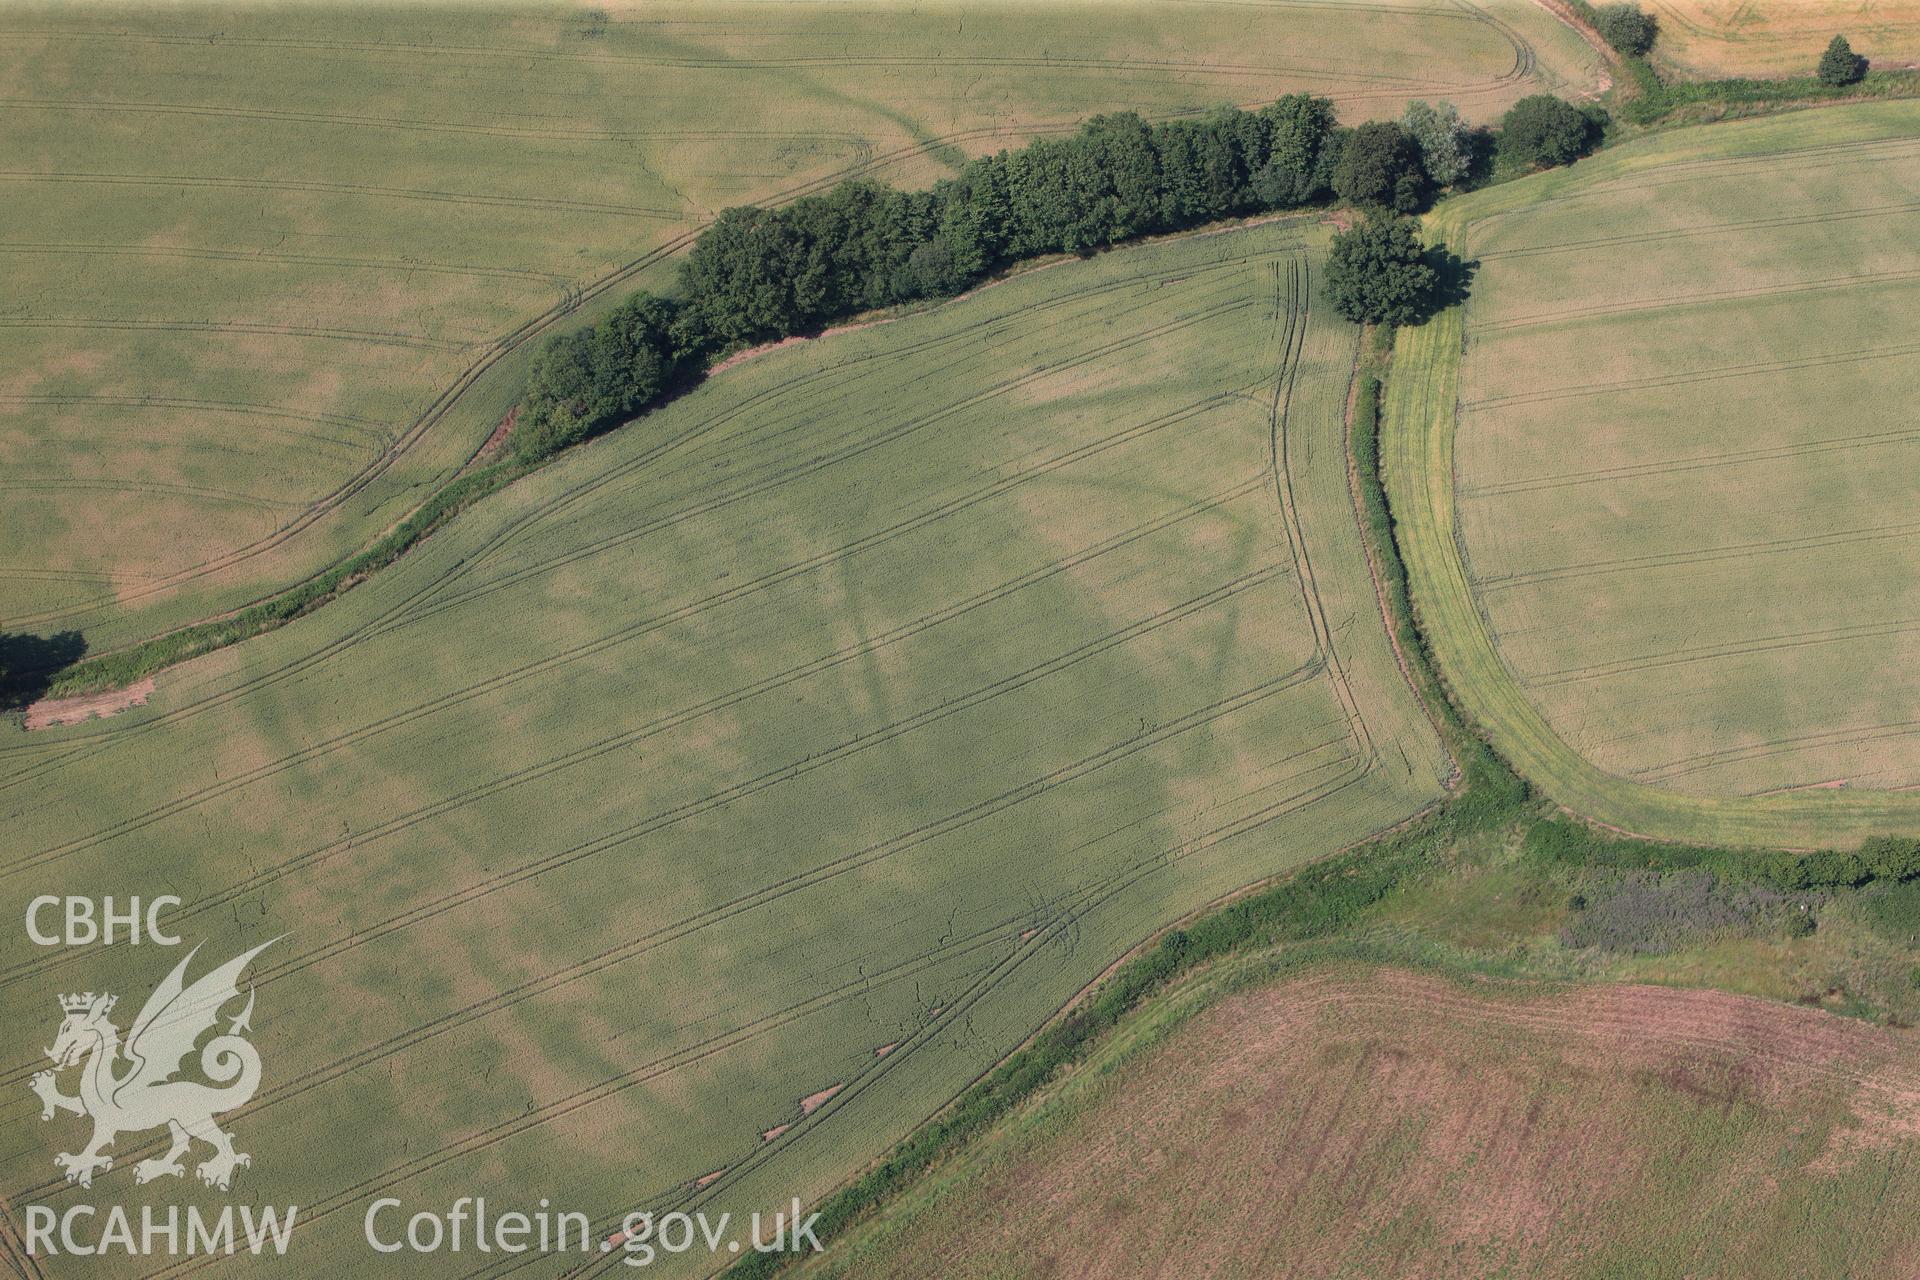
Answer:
[
  {"left": 0, "top": 630, "right": 89, "bottom": 710},
  {"left": 1423, "top": 248, "right": 1477, "bottom": 316}
]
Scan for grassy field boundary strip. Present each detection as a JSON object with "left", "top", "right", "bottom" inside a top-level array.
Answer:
[{"left": 1383, "top": 102, "right": 1920, "bottom": 849}]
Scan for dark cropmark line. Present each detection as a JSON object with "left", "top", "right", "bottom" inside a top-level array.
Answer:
[
  {"left": 0, "top": 316, "right": 471, "bottom": 353},
  {"left": 366, "top": 290, "right": 1260, "bottom": 643},
  {"left": 0, "top": 395, "right": 380, "bottom": 452},
  {"left": 3, "top": 1, "right": 1539, "bottom": 635},
  {"left": 529, "top": 753, "right": 1379, "bottom": 1280},
  {"left": 0, "top": 253, "right": 1297, "bottom": 970},
  {"left": 1528, "top": 616, "right": 1920, "bottom": 689},
  {"left": 0, "top": 535, "right": 1296, "bottom": 1008},
  {"left": 0, "top": 480, "right": 297, "bottom": 511},
  {"left": 0, "top": 252, "right": 1285, "bottom": 795},
  {"left": 1479, "top": 516, "right": 1920, "bottom": 593},
  {"left": 1, "top": 248, "right": 1381, "bottom": 1267},
  {"left": 1463, "top": 135, "right": 1920, "bottom": 237},
  {"left": 0, "top": 240, "right": 571, "bottom": 285},
  {"left": 0, "top": 168, "right": 678, "bottom": 218},
  {"left": 1475, "top": 199, "right": 1920, "bottom": 264},
  {"left": 18, "top": 689, "right": 1357, "bottom": 1219},
  {"left": 0, "top": 242, "right": 1382, "bottom": 1243},
  {"left": 1641, "top": 718, "right": 1920, "bottom": 787},
  {"left": 1461, "top": 340, "right": 1920, "bottom": 413},
  {"left": 1463, "top": 420, "right": 1920, "bottom": 499},
  {"left": 365, "top": 258, "right": 1269, "bottom": 639},
  {"left": 0, "top": 24, "right": 1515, "bottom": 88},
  {"left": 1, "top": 0, "right": 1546, "bottom": 640},
  {"left": 0, "top": 321, "right": 1257, "bottom": 885},
  {"left": 1473, "top": 266, "right": 1920, "bottom": 334}
]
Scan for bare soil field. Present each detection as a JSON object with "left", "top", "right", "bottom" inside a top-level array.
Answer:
[{"left": 811, "top": 964, "right": 1920, "bottom": 1278}]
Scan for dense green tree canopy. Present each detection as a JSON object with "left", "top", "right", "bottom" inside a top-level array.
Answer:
[
  {"left": 1593, "top": 3, "right": 1657, "bottom": 56},
  {"left": 1252, "top": 93, "right": 1341, "bottom": 208},
  {"left": 1323, "top": 217, "right": 1438, "bottom": 326},
  {"left": 1332, "top": 121, "right": 1429, "bottom": 213},
  {"left": 1497, "top": 94, "right": 1597, "bottom": 170},
  {"left": 1818, "top": 34, "right": 1865, "bottom": 86}
]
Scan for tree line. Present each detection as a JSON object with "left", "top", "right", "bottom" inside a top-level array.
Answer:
[{"left": 511, "top": 92, "right": 1600, "bottom": 459}]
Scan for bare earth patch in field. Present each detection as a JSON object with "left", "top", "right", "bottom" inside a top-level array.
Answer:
[
  {"left": 22, "top": 675, "right": 153, "bottom": 729},
  {"left": 813, "top": 966, "right": 1920, "bottom": 1279}
]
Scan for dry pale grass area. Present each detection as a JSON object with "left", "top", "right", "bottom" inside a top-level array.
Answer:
[
  {"left": 815, "top": 966, "right": 1920, "bottom": 1279},
  {"left": 1647, "top": 0, "right": 1920, "bottom": 77}
]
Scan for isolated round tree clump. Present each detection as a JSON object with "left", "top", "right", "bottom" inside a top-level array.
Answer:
[
  {"left": 1593, "top": 3, "right": 1657, "bottom": 56},
  {"left": 1818, "top": 34, "right": 1866, "bottom": 86},
  {"left": 1323, "top": 217, "right": 1438, "bottom": 327}
]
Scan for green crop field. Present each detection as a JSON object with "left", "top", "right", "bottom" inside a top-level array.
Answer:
[
  {"left": 1385, "top": 101, "right": 1920, "bottom": 850},
  {"left": 0, "top": 222, "right": 1447, "bottom": 1276},
  {"left": 0, "top": 0, "right": 1603, "bottom": 659}
]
